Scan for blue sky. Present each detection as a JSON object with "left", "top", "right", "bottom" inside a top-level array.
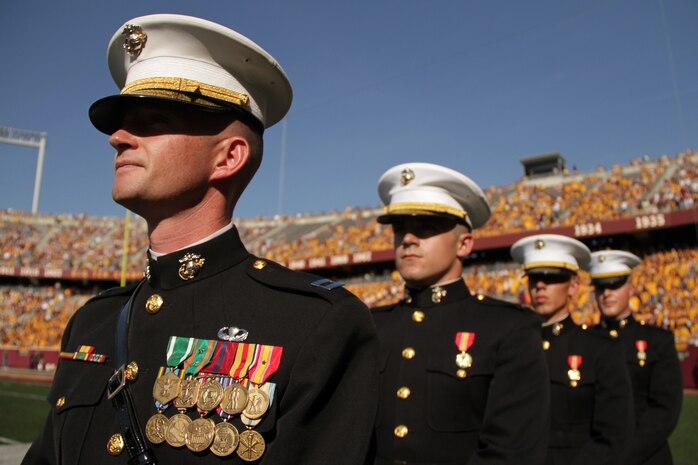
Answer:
[{"left": 1, "top": 0, "right": 696, "bottom": 220}]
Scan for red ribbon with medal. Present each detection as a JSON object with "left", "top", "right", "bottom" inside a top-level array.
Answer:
[
  {"left": 567, "top": 355, "right": 582, "bottom": 387},
  {"left": 635, "top": 340, "right": 647, "bottom": 367},
  {"left": 454, "top": 332, "right": 475, "bottom": 378}
]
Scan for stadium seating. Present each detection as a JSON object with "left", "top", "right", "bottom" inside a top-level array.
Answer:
[{"left": 1, "top": 149, "right": 696, "bottom": 351}]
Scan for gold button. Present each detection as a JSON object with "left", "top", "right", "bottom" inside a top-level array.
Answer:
[
  {"left": 145, "top": 294, "right": 164, "bottom": 314},
  {"left": 394, "top": 425, "right": 409, "bottom": 438},
  {"left": 253, "top": 260, "right": 267, "bottom": 270},
  {"left": 396, "top": 387, "right": 411, "bottom": 399},
  {"left": 609, "top": 329, "right": 619, "bottom": 338},
  {"left": 476, "top": 294, "right": 485, "bottom": 301},
  {"left": 412, "top": 310, "right": 425, "bottom": 323},
  {"left": 401, "top": 347, "right": 416, "bottom": 359},
  {"left": 55, "top": 396, "right": 65, "bottom": 409},
  {"left": 124, "top": 361, "right": 139, "bottom": 382},
  {"left": 581, "top": 324, "right": 588, "bottom": 330},
  {"left": 456, "top": 369, "right": 467, "bottom": 378},
  {"left": 107, "top": 433, "right": 125, "bottom": 456},
  {"left": 543, "top": 340, "right": 551, "bottom": 351}
]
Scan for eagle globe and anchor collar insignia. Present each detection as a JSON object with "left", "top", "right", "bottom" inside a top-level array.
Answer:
[{"left": 178, "top": 253, "right": 206, "bottom": 280}]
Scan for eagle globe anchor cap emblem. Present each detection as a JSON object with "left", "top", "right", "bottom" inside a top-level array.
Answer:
[
  {"left": 121, "top": 24, "right": 147, "bottom": 57},
  {"left": 178, "top": 253, "right": 206, "bottom": 280}
]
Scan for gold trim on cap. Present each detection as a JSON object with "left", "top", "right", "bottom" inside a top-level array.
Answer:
[
  {"left": 384, "top": 202, "right": 467, "bottom": 219},
  {"left": 590, "top": 270, "right": 632, "bottom": 279},
  {"left": 523, "top": 261, "right": 579, "bottom": 272},
  {"left": 122, "top": 77, "right": 250, "bottom": 108}
]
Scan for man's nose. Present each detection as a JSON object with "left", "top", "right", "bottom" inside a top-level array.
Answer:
[{"left": 109, "top": 128, "right": 137, "bottom": 152}]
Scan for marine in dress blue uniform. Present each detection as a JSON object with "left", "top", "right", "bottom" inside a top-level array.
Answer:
[
  {"left": 590, "top": 250, "right": 683, "bottom": 465},
  {"left": 511, "top": 235, "right": 634, "bottom": 465},
  {"left": 372, "top": 163, "right": 550, "bottom": 465},
  {"left": 22, "top": 14, "right": 378, "bottom": 465}
]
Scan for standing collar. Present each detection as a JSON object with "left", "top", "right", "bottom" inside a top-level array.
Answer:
[
  {"left": 600, "top": 314, "right": 635, "bottom": 332},
  {"left": 541, "top": 314, "right": 576, "bottom": 339},
  {"left": 146, "top": 225, "right": 249, "bottom": 290},
  {"left": 404, "top": 278, "right": 472, "bottom": 308}
]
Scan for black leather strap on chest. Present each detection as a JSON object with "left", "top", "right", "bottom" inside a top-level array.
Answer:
[{"left": 106, "top": 280, "right": 158, "bottom": 465}]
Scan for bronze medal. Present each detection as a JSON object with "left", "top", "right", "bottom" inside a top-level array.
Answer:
[
  {"left": 145, "top": 412, "right": 169, "bottom": 445},
  {"left": 455, "top": 351, "right": 472, "bottom": 369},
  {"left": 237, "top": 429, "right": 266, "bottom": 462},
  {"left": 242, "top": 388, "right": 269, "bottom": 420},
  {"left": 185, "top": 417, "right": 215, "bottom": 452},
  {"left": 210, "top": 421, "right": 240, "bottom": 457},
  {"left": 165, "top": 413, "right": 192, "bottom": 448},
  {"left": 221, "top": 383, "right": 249, "bottom": 415},
  {"left": 153, "top": 371, "right": 181, "bottom": 405},
  {"left": 173, "top": 377, "right": 200, "bottom": 410},
  {"left": 197, "top": 378, "right": 224, "bottom": 412},
  {"left": 568, "top": 368, "right": 581, "bottom": 388}
]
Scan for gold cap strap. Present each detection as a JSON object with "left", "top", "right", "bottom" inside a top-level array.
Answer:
[
  {"left": 591, "top": 270, "right": 632, "bottom": 279},
  {"left": 384, "top": 202, "right": 467, "bottom": 220},
  {"left": 523, "top": 261, "right": 580, "bottom": 272},
  {"left": 122, "top": 77, "right": 250, "bottom": 107}
]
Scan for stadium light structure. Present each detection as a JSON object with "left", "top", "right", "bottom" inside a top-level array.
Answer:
[{"left": 0, "top": 126, "right": 47, "bottom": 213}]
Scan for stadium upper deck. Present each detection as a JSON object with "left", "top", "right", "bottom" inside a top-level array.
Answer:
[{"left": 1, "top": 149, "right": 696, "bottom": 278}]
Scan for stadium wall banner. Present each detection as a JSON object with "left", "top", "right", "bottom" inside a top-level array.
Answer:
[{"left": 1, "top": 208, "right": 696, "bottom": 278}]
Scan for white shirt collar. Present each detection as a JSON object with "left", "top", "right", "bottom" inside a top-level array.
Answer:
[{"left": 149, "top": 222, "right": 233, "bottom": 260}]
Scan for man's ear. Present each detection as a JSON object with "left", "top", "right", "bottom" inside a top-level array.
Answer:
[
  {"left": 210, "top": 136, "right": 251, "bottom": 181},
  {"left": 568, "top": 276, "right": 580, "bottom": 298},
  {"left": 456, "top": 231, "right": 474, "bottom": 259}
]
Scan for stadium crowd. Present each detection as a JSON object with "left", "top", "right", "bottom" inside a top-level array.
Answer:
[
  {"left": 2, "top": 150, "right": 696, "bottom": 270},
  {"left": 2, "top": 247, "right": 695, "bottom": 352},
  {"left": 1, "top": 150, "right": 697, "bottom": 351}
]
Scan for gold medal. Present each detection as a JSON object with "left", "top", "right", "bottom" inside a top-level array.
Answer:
[
  {"left": 197, "top": 378, "right": 224, "bottom": 412},
  {"left": 242, "top": 388, "right": 270, "bottom": 420},
  {"left": 237, "top": 429, "right": 266, "bottom": 462},
  {"left": 184, "top": 417, "right": 215, "bottom": 452},
  {"left": 567, "top": 355, "right": 582, "bottom": 388},
  {"left": 153, "top": 371, "right": 181, "bottom": 405},
  {"left": 221, "top": 382, "right": 249, "bottom": 415},
  {"left": 568, "top": 369, "right": 581, "bottom": 388},
  {"left": 455, "top": 351, "right": 472, "bottom": 369},
  {"left": 145, "top": 412, "right": 169, "bottom": 445},
  {"left": 173, "top": 377, "right": 200, "bottom": 410},
  {"left": 210, "top": 421, "right": 240, "bottom": 457},
  {"left": 165, "top": 413, "right": 192, "bottom": 448}
]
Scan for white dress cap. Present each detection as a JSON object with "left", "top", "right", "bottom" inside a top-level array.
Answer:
[
  {"left": 510, "top": 234, "right": 591, "bottom": 273},
  {"left": 376, "top": 162, "right": 491, "bottom": 229},
  {"left": 589, "top": 250, "right": 641, "bottom": 280},
  {"left": 89, "top": 14, "right": 292, "bottom": 132}
]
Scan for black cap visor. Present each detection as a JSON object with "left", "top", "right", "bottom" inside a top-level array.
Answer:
[
  {"left": 377, "top": 211, "right": 468, "bottom": 227},
  {"left": 89, "top": 93, "right": 263, "bottom": 135}
]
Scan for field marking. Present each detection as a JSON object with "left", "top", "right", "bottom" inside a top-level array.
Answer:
[{"left": 0, "top": 391, "right": 45, "bottom": 401}]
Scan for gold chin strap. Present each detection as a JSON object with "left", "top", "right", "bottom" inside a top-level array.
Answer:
[
  {"left": 523, "top": 261, "right": 580, "bottom": 272},
  {"left": 590, "top": 270, "right": 632, "bottom": 279},
  {"left": 122, "top": 77, "right": 250, "bottom": 108},
  {"left": 384, "top": 202, "right": 467, "bottom": 220}
]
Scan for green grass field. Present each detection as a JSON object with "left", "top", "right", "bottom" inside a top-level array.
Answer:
[{"left": 1, "top": 380, "right": 696, "bottom": 463}]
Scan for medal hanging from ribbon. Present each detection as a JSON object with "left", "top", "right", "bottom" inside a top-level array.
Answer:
[
  {"left": 173, "top": 339, "right": 216, "bottom": 412},
  {"left": 146, "top": 366, "right": 180, "bottom": 445},
  {"left": 454, "top": 332, "right": 475, "bottom": 378},
  {"left": 635, "top": 340, "right": 647, "bottom": 367},
  {"left": 237, "top": 377, "right": 276, "bottom": 461},
  {"left": 567, "top": 355, "right": 582, "bottom": 387},
  {"left": 149, "top": 336, "right": 283, "bottom": 461}
]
